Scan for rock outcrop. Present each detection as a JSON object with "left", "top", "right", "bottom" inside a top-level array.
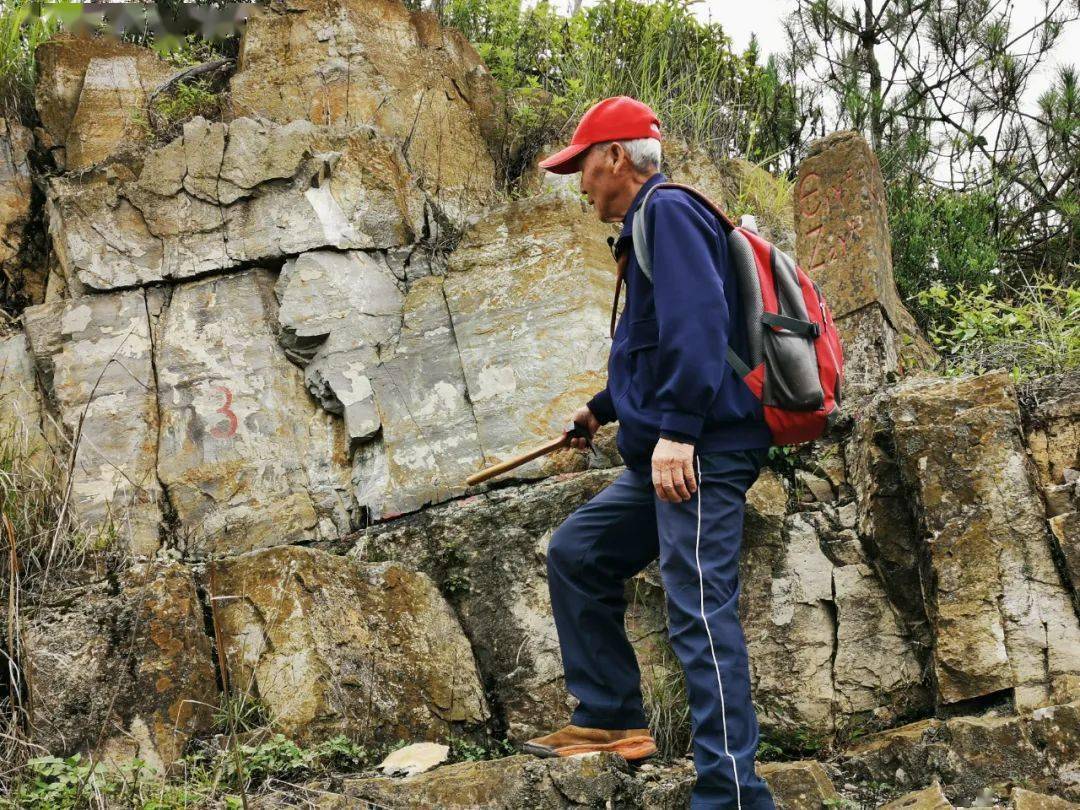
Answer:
[
  {"left": 22, "top": 561, "right": 218, "bottom": 773},
  {"left": 207, "top": 545, "right": 489, "bottom": 745},
  {"left": 228, "top": 0, "right": 503, "bottom": 227},
  {"left": 2, "top": 10, "right": 1078, "bottom": 808}
]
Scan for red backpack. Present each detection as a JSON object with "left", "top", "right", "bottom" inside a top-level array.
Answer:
[{"left": 630, "top": 182, "right": 844, "bottom": 446}]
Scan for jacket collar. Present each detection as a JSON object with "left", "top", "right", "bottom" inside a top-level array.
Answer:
[{"left": 619, "top": 171, "right": 667, "bottom": 238}]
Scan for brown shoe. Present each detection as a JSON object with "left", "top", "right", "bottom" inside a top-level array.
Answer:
[{"left": 521, "top": 724, "right": 657, "bottom": 761}]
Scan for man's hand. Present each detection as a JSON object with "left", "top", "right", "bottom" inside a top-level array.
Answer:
[
  {"left": 652, "top": 437, "right": 697, "bottom": 502},
  {"left": 566, "top": 406, "right": 601, "bottom": 450}
]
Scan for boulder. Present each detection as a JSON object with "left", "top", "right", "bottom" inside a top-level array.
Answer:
[
  {"left": 46, "top": 116, "right": 424, "bottom": 293},
  {"left": 880, "top": 782, "right": 953, "bottom": 809},
  {"left": 344, "top": 752, "right": 628, "bottom": 808},
  {"left": 794, "top": 130, "right": 935, "bottom": 394},
  {"left": 206, "top": 545, "right": 488, "bottom": 745},
  {"left": 23, "top": 289, "right": 164, "bottom": 555},
  {"left": 1010, "top": 787, "right": 1079, "bottom": 809},
  {"left": 354, "top": 468, "right": 623, "bottom": 739},
  {"left": 837, "top": 700, "right": 1080, "bottom": 803},
  {"left": 229, "top": 0, "right": 501, "bottom": 228},
  {"left": 33, "top": 32, "right": 174, "bottom": 171},
  {"left": 890, "top": 372, "right": 1080, "bottom": 709},
  {"left": 155, "top": 268, "right": 353, "bottom": 557},
  {"left": 23, "top": 561, "right": 217, "bottom": 773},
  {"left": 755, "top": 760, "right": 839, "bottom": 808}
]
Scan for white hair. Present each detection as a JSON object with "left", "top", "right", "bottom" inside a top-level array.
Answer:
[{"left": 590, "top": 137, "right": 662, "bottom": 173}]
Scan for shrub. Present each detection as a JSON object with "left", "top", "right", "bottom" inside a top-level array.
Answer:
[{"left": 916, "top": 274, "right": 1080, "bottom": 379}]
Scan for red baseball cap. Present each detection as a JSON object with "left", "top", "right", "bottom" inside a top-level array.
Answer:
[{"left": 538, "top": 96, "right": 662, "bottom": 174}]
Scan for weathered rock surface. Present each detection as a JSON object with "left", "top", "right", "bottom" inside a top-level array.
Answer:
[
  {"left": 837, "top": 700, "right": 1080, "bottom": 803},
  {"left": 443, "top": 192, "right": 615, "bottom": 476},
  {"left": 207, "top": 545, "right": 488, "bottom": 745},
  {"left": 344, "top": 752, "right": 650, "bottom": 809},
  {"left": 794, "top": 130, "right": 936, "bottom": 394},
  {"left": 33, "top": 32, "right": 174, "bottom": 171},
  {"left": 1023, "top": 370, "right": 1080, "bottom": 489},
  {"left": 23, "top": 270, "right": 355, "bottom": 555},
  {"left": 740, "top": 470, "right": 927, "bottom": 737},
  {"left": 890, "top": 372, "right": 1080, "bottom": 710},
  {"left": 331, "top": 191, "right": 615, "bottom": 519},
  {"left": 47, "top": 116, "right": 425, "bottom": 293},
  {"left": 24, "top": 289, "right": 165, "bottom": 554},
  {"left": 229, "top": 0, "right": 501, "bottom": 226},
  {"left": 155, "top": 269, "right": 353, "bottom": 557},
  {"left": 23, "top": 561, "right": 217, "bottom": 773}
]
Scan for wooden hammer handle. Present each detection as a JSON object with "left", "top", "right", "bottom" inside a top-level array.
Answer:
[{"left": 465, "top": 434, "right": 571, "bottom": 487}]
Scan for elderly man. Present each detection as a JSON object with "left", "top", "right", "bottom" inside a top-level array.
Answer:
[{"left": 523, "top": 96, "right": 776, "bottom": 810}]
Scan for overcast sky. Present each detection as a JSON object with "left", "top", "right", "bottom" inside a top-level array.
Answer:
[{"left": 574, "top": 0, "right": 1079, "bottom": 100}]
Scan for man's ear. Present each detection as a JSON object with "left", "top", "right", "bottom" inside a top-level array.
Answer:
[{"left": 605, "top": 142, "right": 625, "bottom": 174}]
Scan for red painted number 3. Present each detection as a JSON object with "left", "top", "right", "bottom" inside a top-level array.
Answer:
[{"left": 210, "top": 384, "right": 238, "bottom": 439}]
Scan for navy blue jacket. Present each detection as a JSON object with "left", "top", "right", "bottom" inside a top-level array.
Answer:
[{"left": 586, "top": 172, "right": 770, "bottom": 473}]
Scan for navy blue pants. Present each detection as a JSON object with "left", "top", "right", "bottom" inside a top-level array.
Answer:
[{"left": 547, "top": 448, "right": 775, "bottom": 810}]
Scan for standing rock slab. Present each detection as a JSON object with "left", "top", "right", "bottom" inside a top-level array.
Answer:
[
  {"left": 23, "top": 561, "right": 217, "bottom": 773},
  {"left": 155, "top": 268, "right": 353, "bottom": 557},
  {"left": 47, "top": 116, "right": 425, "bottom": 293},
  {"left": 206, "top": 545, "right": 488, "bottom": 745},
  {"left": 23, "top": 290, "right": 164, "bottom": 554},
  {"left": 890, "top": 372, "right": 1080, "bottom": 710},
  {"left": 794, "top": 130, "right": 935, "bottom": 394},
  {"left": 229, "top": 0, "right": 501, "bottom": 229}
]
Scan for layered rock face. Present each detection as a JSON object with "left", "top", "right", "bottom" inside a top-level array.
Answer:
[{"left": 3, "top": 7, "right": 1079, "bottom": 807}]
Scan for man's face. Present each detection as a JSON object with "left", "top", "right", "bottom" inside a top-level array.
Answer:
[{"left": 578, "top": 143, "right": 632, "bottom": 223}]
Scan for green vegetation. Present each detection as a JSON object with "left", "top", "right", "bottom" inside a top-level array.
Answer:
[
  {"left": 916, "top": 275, "right": 1079, "bottom": 379},
  {"left": 422, "top": 0, "right": 796, "bottom": 187}
]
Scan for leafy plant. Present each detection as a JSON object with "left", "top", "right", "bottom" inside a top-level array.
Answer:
[{"left": 916, "top": 274, "right": 1079, "bottom": 379}]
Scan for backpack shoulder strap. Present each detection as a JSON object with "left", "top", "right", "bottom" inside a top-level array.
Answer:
[
  {"left": 630, "top": 182, "right": 753, "bottom": 377},
  {"left": 630, "top": 182, "right": 737, "bottom": 283}
]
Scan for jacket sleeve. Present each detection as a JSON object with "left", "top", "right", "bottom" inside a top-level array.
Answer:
[
  {"left": 586, "top": 385, "right": 617, "bottom": 425},
  {"left": 645, "top": 192, "right": 731, "bottom": 444}
]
